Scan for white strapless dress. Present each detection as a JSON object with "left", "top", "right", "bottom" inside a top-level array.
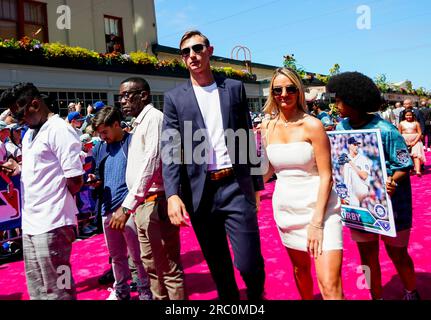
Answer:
[{"left": 266, "top": 142, "right": 343, "bottom": 252}]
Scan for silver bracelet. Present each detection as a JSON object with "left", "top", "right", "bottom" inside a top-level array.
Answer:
[{"left": 310, "top": 223, "right": 324, "bottom": 229}]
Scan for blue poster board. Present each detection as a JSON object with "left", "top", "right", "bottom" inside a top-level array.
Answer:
[{"left": 0, "top": 175, "right": 21, "bottom": 231}]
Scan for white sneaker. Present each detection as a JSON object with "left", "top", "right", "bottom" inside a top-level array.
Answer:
[
  {"left": 106, "top": 287, "right": 130, "bottom": 300},
  {"left": 138, "top": 289, "right": 153, "bottom": 301},
  {"left": 106, "top": 288, "right": 118, "bottom": 300}
]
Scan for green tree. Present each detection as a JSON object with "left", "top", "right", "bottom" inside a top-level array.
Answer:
[
  {"left": 416, "top": 87, "right": 429, "bottom": 98},
  {"left": 374, "top": 74, "right": 389, "bottom": 93},
  {"left": 406, "top": 80, "right": 413, "bottom": 91},
  {"left": 315, "top": 73, "right": 329, "bottom": 84},
  {"left": 329, "top": 63, "right": 340, "bottom": 76},
  {"left": 283, "top": 54, "right": 306, "bottom": 78},
  {"left": 283, "top": 53, "right": 297, "bottom": 70}
]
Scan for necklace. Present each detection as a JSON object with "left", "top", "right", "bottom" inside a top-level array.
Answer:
[
  {"left": 282, "top": 118, "right": 290, "bottom": 127},
  {"left": 280, "top": 115, "right": 304, "bottom": 127}
]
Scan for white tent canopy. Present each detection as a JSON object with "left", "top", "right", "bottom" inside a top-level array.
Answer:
[
  {"left": 305, "top": 87, "right": 326, "bottom": 102},
  {"left": 390, "top": 80, "right": 412, "bottom": 90}
]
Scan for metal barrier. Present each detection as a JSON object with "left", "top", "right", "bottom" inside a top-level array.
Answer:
[
  {"left": 0, "top": 174, "right": 21, "bottom": 241},
  {"left": 0, "top": 174, "right": 99, "bottom": 253}
]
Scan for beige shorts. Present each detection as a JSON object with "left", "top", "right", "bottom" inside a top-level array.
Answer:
[{"left": 350, "top": 228, "right": 411, "bottom": 247}]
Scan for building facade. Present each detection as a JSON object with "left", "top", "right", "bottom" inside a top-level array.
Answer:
[
  {"left": 0, "top": 0, "right": 273, "bottom": 114},
  {"left": 1, "top": 0, "right": 426, "bottom": 116},
  {"left": 0, "top": 0, "right": 158, "bottom": 54},
  {"left": 0, "top": 62, "right": 268, "bottom": 115}
]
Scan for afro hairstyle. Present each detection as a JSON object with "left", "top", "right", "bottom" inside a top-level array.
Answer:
[{"left": 326, "top": 72, "right": 383, "bottom": 113}]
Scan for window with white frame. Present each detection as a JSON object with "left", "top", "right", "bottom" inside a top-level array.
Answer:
[
  {"left": 0, "top": 0, "right": 48, "bottom": 42},
  {"left": 247, "top": 97, "right": 261, "bottom": 112},
  {"left": 49, "top": 91, "right": 108, "bottom": 117},
  {"left": 104, "top": 15, "right": 124, "bottom": 53},
  {"left": 152, "top": 94, "right": 164, "bottom": 111}
]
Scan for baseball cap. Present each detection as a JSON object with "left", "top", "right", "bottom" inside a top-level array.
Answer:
[
  {"left": 67, "top": 111, "right": 86, "bottom": 122},
  {"left": 347, "top": 137, "right": 361, "bottom": 145},
  {"left": 93, "top": 101, "right": 105, "bottom": 111}
]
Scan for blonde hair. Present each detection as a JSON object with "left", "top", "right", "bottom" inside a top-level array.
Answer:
[{"left": 263, "top": 67, "right": 308, "bottom": 117}]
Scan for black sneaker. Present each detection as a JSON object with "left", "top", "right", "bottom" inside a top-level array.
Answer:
[
  {"left": 98, "top": 268, "right": 115, "bottom": 285},
  {"left": 403, "top": 289, "right": 421, "bottom": 300},
  {"left": 130, "top": 281, "right": 138, "bottom": 292}
]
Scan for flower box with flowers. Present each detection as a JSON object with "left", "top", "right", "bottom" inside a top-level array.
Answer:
[{"left": 0, "top": 37, "right": 259, "bottom": 82}]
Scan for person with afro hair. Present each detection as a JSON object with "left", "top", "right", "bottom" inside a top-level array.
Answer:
[{"left": 327, "top": 71, "right": 420, "bottom": 300}]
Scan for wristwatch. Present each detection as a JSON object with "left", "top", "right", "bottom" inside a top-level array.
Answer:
[{"left": 122, "top": 207, "right": 131, "bottom": 216}]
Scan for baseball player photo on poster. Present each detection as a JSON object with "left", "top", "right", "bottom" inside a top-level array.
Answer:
[{"left": 327, "top": 129, "right": 396, "bottom": 237}]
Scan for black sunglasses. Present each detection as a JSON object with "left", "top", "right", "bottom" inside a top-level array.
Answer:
[
  {"left": 272, "top": 86, "right": 298, "bottom": 96},
  {"left": 180, "top": 44, "right": 207, "bottom": 57},
  {"left": 11, "top": 100, "right": 32, "bottom": 122},
  {"left": 118, "top": 90, "right": 144, "bottom": 101}
]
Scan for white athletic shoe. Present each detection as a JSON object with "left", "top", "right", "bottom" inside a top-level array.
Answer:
[{"left": 106, "top": 287, "right": 130, "bottom": 300}]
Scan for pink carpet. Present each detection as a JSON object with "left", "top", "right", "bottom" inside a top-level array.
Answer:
[{"left": 1, "top": 153, "right": 430, "bottom": 300}]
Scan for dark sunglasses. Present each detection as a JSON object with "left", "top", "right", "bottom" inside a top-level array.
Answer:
[
  {"left": 180, "top": 44, "right": 207, "bottom": 57},
  {"left": 118, "top": 90, "right": 144, "bottom": 101},
  {"left": 11, "top": 101, "right": 31, "bottom": 122},
  {"left": 272, "top": 86, "right": 298, "bottom": 96}
]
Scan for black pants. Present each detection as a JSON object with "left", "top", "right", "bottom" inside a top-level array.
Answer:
[
  {"left": 189, "top": 175, "right": 265, "bottom": 300},
  {"left": 424, "top": 126, "right": 431, "bottom": 148}
]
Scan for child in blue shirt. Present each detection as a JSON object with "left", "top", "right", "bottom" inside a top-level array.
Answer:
[{"left": 327, "top": 71, "right": 420, "bottom": 300}]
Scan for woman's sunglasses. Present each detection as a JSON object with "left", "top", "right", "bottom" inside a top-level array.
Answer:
[
  {"left": 272, "top": 86, "right": 298, "bottom": 96},
  {"left": 180, "top": 44, "right": 207, "bottom": 57}
]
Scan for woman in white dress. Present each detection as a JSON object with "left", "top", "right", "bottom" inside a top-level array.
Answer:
[{"left": 261, "top": 68, "right": 344, "bottom": 300}]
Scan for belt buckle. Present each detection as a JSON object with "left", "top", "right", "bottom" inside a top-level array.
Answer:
[
  {"left": 210, "top": 168, "right": 232, "bottom": 181},
  {"left": 144, "top": 194, "right": 158, "bottom": 203},
  {"left": 210, "top": 171, "right": 219, "bottom": 181}
]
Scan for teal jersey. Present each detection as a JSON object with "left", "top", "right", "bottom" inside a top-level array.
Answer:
[{"left": 336, "top": 115, "right": 413, "bottom": 175}]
